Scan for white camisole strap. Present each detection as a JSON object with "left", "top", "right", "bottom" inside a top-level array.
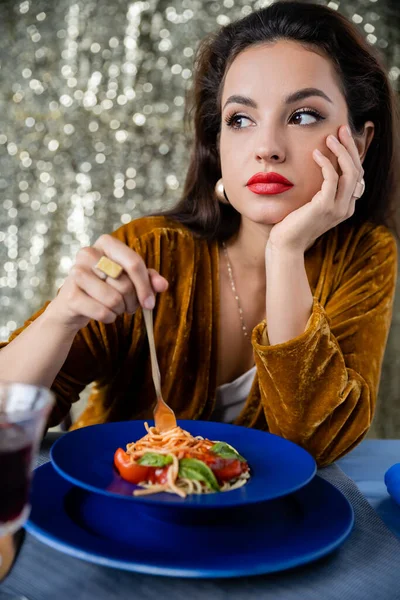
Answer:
[{"left": 212, "top": 365, "right": 257, "bottom": 423}]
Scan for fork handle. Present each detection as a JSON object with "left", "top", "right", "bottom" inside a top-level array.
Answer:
[{"left": 143, "top": 308, "right": 162, "bottom": 399}]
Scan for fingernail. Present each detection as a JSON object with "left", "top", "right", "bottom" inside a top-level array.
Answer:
[
  {"left": 144, "top": 296, "right": 155, "bottom": 309},
  {"left": 314, "top": 149, "right": 323, "bottom": 158},
  {"left": 346, "top": 125, "right": 352, "bottom": 136},
  {"left": 328, "top": 135, "right": 339, "bottom": 144}
]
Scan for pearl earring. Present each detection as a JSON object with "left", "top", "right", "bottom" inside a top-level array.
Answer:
[{"left": 215, "top": 178, "right": 229, "bottom": 204}]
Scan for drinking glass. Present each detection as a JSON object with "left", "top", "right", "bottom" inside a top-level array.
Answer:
[{"left": 0, "top": 382, "right": 54, "bottom": 598}]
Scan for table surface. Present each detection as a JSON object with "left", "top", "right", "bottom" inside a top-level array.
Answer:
[{"left": 337, "top": 439, "right": 400, "bottom": 538}]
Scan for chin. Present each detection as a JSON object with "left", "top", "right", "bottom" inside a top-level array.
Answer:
[{"left": 248, "top": 208, "right": 292, "bottom": 225}]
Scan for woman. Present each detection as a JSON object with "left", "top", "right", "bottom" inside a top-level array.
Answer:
[{"left": 0, "top": 1, "right": 398, "bottom": 466}]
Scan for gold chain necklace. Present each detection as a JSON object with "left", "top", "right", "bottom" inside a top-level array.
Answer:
[{"left": 221, "top": 241, "right": 249, "bottom": 339}]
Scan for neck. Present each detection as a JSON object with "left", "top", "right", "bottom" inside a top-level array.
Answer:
[{"left": 226, "top": 219, "right": 272, "bottom": 274}]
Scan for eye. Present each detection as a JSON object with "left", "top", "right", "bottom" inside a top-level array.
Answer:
[
  {"left": 289, "top": 108, "right": 325, "bottom": 126},
  {"left": 224, "top": 113, "right": 253, "bottom": 130}
]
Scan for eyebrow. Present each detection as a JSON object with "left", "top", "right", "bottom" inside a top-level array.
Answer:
[{"left": 222, "top": 87, "right": 333, "bottom": 112}]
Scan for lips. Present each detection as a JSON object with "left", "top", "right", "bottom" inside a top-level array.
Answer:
[
  {"left": 247, "top": 172, "right": 293, "bottom": 186},
  {"left": 246, "top": 172, "right": 294, "bottom": 195}
]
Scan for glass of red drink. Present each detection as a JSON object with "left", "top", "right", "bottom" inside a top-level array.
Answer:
[{"left": 0, "top": 382, "right": 54, "bottom": 537}]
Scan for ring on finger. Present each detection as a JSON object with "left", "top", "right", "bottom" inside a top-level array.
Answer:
[
  {"left": 93, "top": 256, "right": 124, "bottom": 280},
  {"left": 352, "top": 178, "right": 365, "bottom": 199}
]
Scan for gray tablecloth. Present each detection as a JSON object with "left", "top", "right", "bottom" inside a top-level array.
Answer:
[{"left": 2, "top": 433, "right": 400, "bottom": 600}]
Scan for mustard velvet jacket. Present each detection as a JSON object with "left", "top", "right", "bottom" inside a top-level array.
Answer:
[{"left": 3, "top": 216, "right": 397, "bottom": 466}]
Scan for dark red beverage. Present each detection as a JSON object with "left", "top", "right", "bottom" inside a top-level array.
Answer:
[{"left": 0, "top": 424, "right": 33, "bottom": 525}]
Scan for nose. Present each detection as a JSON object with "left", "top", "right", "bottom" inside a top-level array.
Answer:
[{"left": 254, "top": 128, "right": 286, "bottom": 164}]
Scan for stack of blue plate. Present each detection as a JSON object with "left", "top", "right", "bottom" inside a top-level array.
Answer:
[{"left": 27, "top": 420, "right": 354, "bottom": 578}]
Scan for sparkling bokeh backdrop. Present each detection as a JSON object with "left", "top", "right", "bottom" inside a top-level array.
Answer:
[{"left": 0, "top": 0, "right": 399, "bottom": 434}]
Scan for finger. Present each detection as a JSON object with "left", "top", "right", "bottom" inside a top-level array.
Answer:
[
  {"left": 312, "top": 149, "right": 339, "bottom": 210},
  {"left": 66, "top": 281, "right": 119, "bottom": 324},
  {"left": 348, "top": 197, "right": 357, "bottom": 218},
  {"left": 148, "top": 269, "right": 169, "bottom": 293},
  {"left": 325, "top": 134, "right": 360, "bottom": 210},
  {"left": 77, "top": 247, "right": 139, "bottom": 313},
  {"left": 93, "top": 235, "right": 156, "bottom": 309},
  {"left": 338, "top": 125, "right": 364, "bottom": 179},
  {"left": 70, "top": 263, "right": 126, "bottom": 316}
]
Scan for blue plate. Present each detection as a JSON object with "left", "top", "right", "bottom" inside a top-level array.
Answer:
[
  {"left": 50, "top": 420, "right": 316, "bottom": 508},
  {"left": 27, "top": 462, "right": 354, "bottom": 578}
]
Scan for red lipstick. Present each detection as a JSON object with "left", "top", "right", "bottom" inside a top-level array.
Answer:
[{"left": 246, "top": 172, "right": 294, "bottom": 195}]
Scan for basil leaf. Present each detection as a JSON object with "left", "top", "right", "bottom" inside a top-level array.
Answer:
[
  {"left": 178, "top": 458, "right": 220, "bottom": 492},
  {"left": 210, "top": 442, "right": 246, "bottom": 463},
  {"left": 137, "top": 453, "right": 173, "bottom": 467}
]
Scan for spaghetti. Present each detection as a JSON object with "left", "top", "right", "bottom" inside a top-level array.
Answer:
[{"left": 113, "top": 422, "right": 250, "bottom": 498}]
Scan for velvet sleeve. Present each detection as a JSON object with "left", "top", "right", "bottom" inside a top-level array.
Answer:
[
  {"left": 252, "top": 226, "right": 397, "bottom": 466},
  {"left": 0, "top": 302, "right": 127, "bottom": 427}
]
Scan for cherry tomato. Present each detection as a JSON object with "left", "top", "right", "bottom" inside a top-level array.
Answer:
[
  {"left": 210, "top": 458, "right": 244, "bottom": 483},
  {"left": 148, "top": 466, "right": 170, "bottom": 485},
  {"left": 113, "top": 448, "right": 151, "bottom": 484},
  {"left": 185, "top": 451, "right": 249, "bottom": 484}
]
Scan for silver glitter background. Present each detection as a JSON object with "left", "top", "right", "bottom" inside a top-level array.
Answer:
[{"left": 0, "top": 0, "right": 399, "bottom": 434}]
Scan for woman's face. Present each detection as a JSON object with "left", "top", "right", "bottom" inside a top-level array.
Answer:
[{"left": 219, "top": 40, "right": 355, "bottom": 226}]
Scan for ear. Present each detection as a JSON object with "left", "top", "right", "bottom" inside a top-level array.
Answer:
[{"left": 354, "top": 121, "right": 374, "bottom": 164}]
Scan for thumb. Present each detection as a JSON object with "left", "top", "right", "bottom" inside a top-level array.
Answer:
[{"left": 148, "top": 268, "right": 169, "bottom": 293}]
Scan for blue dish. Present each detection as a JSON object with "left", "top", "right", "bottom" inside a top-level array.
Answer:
[
  {"left": 27, "top": 462, "right": 354, "bottom": 578},
  {"left": 50, "top": 420, "right": 316, "bottom": 508}
]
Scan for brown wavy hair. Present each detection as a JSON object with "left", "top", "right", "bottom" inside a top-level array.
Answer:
[{"left": 163, "top": 0, "right": 400, "bottom": 240}]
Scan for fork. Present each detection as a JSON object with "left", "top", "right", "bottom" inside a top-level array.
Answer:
[{"left": 142, "top": 308, "right": 177, "bottom": 432}]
